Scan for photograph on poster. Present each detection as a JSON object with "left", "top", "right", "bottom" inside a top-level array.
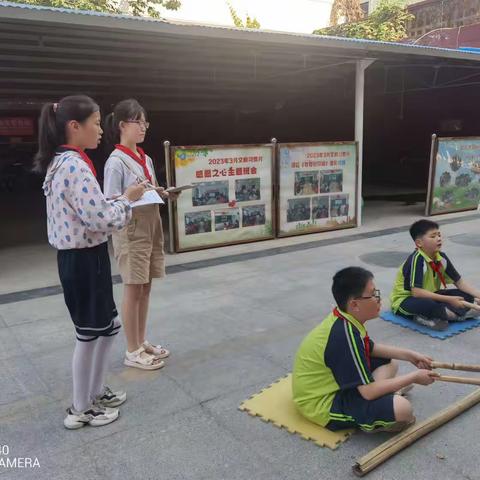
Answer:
[
  {"left": 294, "top": 171, "right": 319, "bottom": 196},
  {"left": 242, "top": 205, "right": 266, "bottom": 227},
  {"left": 214, "top": 209, "right": 240, "bottom": 231},
  {"left": 427, "top": 138, "right": 480, "bottom": 215},
  {"left": 185, "top": 211, "right": 212, "bottom": 235},
  {"left": 330, "top": 194, "right": 349, "bottom": 217},
  {"left": 235, "top": 178, "right": 261, "bottom": 202},
  {"left": 320, "top": 170, "right": 343, "bottom": 193},
  {"left": 192, "top": 181, "right": 229, "bottom": 206},
  {"left": 312, "top": 196, "right": 329, "bottom": 219},
  {"left": 287, "top": 198, "right": 311, "bottom": 222}
]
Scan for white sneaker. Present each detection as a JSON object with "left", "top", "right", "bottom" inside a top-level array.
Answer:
[
  {"left": 463, "top": 308, "right": 479, "bottom": 319},
  {"left": 64, "top": 404, "right": 119, "bottom": 430},
  {"left": 413, "top": 315, "right": 448, "bottom": 331},
  {"left": 94, "top": 386, "right": 127, "bottom": 408}
]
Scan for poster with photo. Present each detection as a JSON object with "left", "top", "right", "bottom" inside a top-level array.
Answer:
[
  {"left": 312, "top": 196, "right": 329, "bottom": 219},
  {"left": 185, "top": 211, "right": 212, "bottom": 235},
  {"left": 426, "top": 136, "right": 480, "bottom": 215},
  {"left": 242, "top": 205, "right": 266, "bottom": 227},
  {"left": 214, "top": 209, "right": 240, "bottom": 231},
  {"left": 330, "top": 194, "right": 350, "bottom": 217},
  {"left": 278, "top": 142, "right": 357, "bottom": 237},
  {"left": 171, "top": 144, "right": 274, "bottom": 251}
]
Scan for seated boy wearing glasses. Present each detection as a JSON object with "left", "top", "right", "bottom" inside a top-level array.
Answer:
[
  {"left": 390, "top": 220, "right": 480, "bottom": 331},
  {"left": 292, "top": 267, "right": 436, "bottom": 433}
]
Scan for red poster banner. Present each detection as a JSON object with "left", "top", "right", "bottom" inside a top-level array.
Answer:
[{"left": 0, "top": 117, "right": 35, "bottom": 136}]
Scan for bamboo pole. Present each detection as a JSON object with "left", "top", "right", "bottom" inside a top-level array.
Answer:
[
  {"left": 353, "top": 388, "right": 480, "bottom": 477},
  {"left": 461, "top": 301, "right": 480, "bottom": 312},
  {"left": 436, "top": 375, "right": 480, "bottom": 386},
  {"left": 432, "top": 361, "right": 480, "bottom": 373}
]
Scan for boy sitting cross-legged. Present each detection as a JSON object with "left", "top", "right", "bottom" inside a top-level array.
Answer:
[
  {"left": 292, "top": 267, "right": 436, "bottom": 433},
  {"left": 390, "top": 219, "right": 480, "bottom": 331}
]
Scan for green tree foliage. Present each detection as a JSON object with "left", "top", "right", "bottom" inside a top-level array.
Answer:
[
  {"left": 129, "top": 0, "right": 181, "bottom": 18},
  {"left": 10, "top": 0, "right": 181, "bottom": 18},
  {"left": 227, "top": 1, "right": 260, "bottom": 29},
  {"left": 315, "top": 0, "right": 414, "bottom": 42}
]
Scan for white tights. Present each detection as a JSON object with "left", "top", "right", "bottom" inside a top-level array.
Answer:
[{"left": 72, "top": 317, "right": 121, "bottom": 412}]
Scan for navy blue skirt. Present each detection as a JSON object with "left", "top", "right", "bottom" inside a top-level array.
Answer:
[{"left": 57, "top": 242, "right": 118, "bottom": 337}]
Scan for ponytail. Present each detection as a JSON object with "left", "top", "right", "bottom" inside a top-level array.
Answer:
[
  {"left": 34, "top": 102, "right": 62, "bottom": 173},
  {"left": 33, "top": 95, "right": 99, "bottom": 173},
  {"left": 104, "top": 112, "right": 119, "bottom": 147}
]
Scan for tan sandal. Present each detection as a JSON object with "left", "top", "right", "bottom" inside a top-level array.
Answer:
[
  {"left": 124, "top": 346, "right": 165, "bottom": 370},
  {"left": 143, "top": 340, "right": 170, "bottom": 359}
]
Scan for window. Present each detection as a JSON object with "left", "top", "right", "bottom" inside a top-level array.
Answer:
[{"left": 418, "top": 11, "right": 424, "bottom": 27}]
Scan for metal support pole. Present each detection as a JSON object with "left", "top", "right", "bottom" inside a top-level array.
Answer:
[
  {"left": 355, "top": 59, "right": 375, "bottom": 227},
  {"left": 163, "top": 140, "right": 175, "bottom": 254},
  {"left": 271, "top": 137, "right": 278, "bottom": 236}
]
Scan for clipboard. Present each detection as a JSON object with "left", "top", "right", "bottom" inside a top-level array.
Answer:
[{"left": 165, "top": 184, "right": 194, "bottom": 193}]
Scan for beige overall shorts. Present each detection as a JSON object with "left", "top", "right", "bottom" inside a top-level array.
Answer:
[{"left": 112, "top": 203, "right": 165, "bottom": 285}]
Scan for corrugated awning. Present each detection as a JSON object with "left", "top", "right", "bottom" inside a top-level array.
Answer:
[{"left": 1, "top": 1, "right": 480, "bottom": 112}]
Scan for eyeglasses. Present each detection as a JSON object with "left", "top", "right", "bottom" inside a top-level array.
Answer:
[
  {"left": 355, "top": 289, "right": 381, "bottom": 301},
  {"left": 125, "top": 120, "right": 150, "bottom": 130}
]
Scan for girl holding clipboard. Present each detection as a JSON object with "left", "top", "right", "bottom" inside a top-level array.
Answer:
[{"left": 104, "top": 99, "right": 177, "bottom": 371}]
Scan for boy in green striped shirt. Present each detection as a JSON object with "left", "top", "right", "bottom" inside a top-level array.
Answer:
[
  {"left": 292, "top": 267, "right": 436, "bottom": 433},
  {"left": 390, "top": 219, "right": 480, "bottom": 331}
]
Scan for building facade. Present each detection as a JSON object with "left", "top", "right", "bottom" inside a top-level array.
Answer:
[
  {"left": 360, "top": 0, "right": 480, "bottom": 39},
  {"left": 408, "top": 0, "right": 480, "bottom": 39}
]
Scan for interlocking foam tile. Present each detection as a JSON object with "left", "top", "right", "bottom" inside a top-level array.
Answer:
[
  {"left": 239, "top": 374, "right": 353, "bottom": 450},
  {"left": 381, "top": 311, "right": 480, "bottom": 340}
]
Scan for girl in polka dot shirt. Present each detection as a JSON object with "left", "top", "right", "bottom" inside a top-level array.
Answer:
[{"left": 36, "top": 95, "right": 146, "bottom": 429}]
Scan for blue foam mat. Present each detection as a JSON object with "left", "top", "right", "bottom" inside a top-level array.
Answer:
[{"left": 380, "top": 311, "right": 480, "bottom": 339}]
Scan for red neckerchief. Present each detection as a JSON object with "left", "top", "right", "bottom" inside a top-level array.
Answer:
[
  {"left": 416, "top": 248, "right": 447, "bottom": 289},
  {"left": 429, "top": 259, "right": 447, "bottom": 289},
  {"left": 333, "top": 307, "right": 371, "bottom": 370},
  {"left": 59, "top": 144, "right": 97, "bottom": 178},
  {"left": 115, "top": 144, "right": 152, "bottom": 183}
]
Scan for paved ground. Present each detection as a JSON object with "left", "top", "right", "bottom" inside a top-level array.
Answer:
[
  {"left": 1, "top": 214, "right": 480, "bottom": 480},
  {"left": 4, "top": 200, "right": 475, "bottom": 296}
]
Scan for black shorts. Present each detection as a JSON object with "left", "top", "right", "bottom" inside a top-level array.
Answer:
[
  {"left": 57, "top": 242, "right": 118, "bottom": 337},
  {"left": 326, "top": 357, "right": 396, "bottom": 432}
]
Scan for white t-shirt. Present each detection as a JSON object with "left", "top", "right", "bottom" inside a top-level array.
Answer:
[{"left": 104, "top": 148, "right": 158, "bottom": 199}]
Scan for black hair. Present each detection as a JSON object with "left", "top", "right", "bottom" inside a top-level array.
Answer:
[
  {"left": 104, "top": 98, "right": 147, "bottom": 146},
  {"left": 332, "top": 267, "right": 374, "bottom": 311},
  {"left": 409, "top": 219, "right": 439, "bottom": 241},
  {"left": 34, "top": 95, "right": 99, "bottom": 173}
]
